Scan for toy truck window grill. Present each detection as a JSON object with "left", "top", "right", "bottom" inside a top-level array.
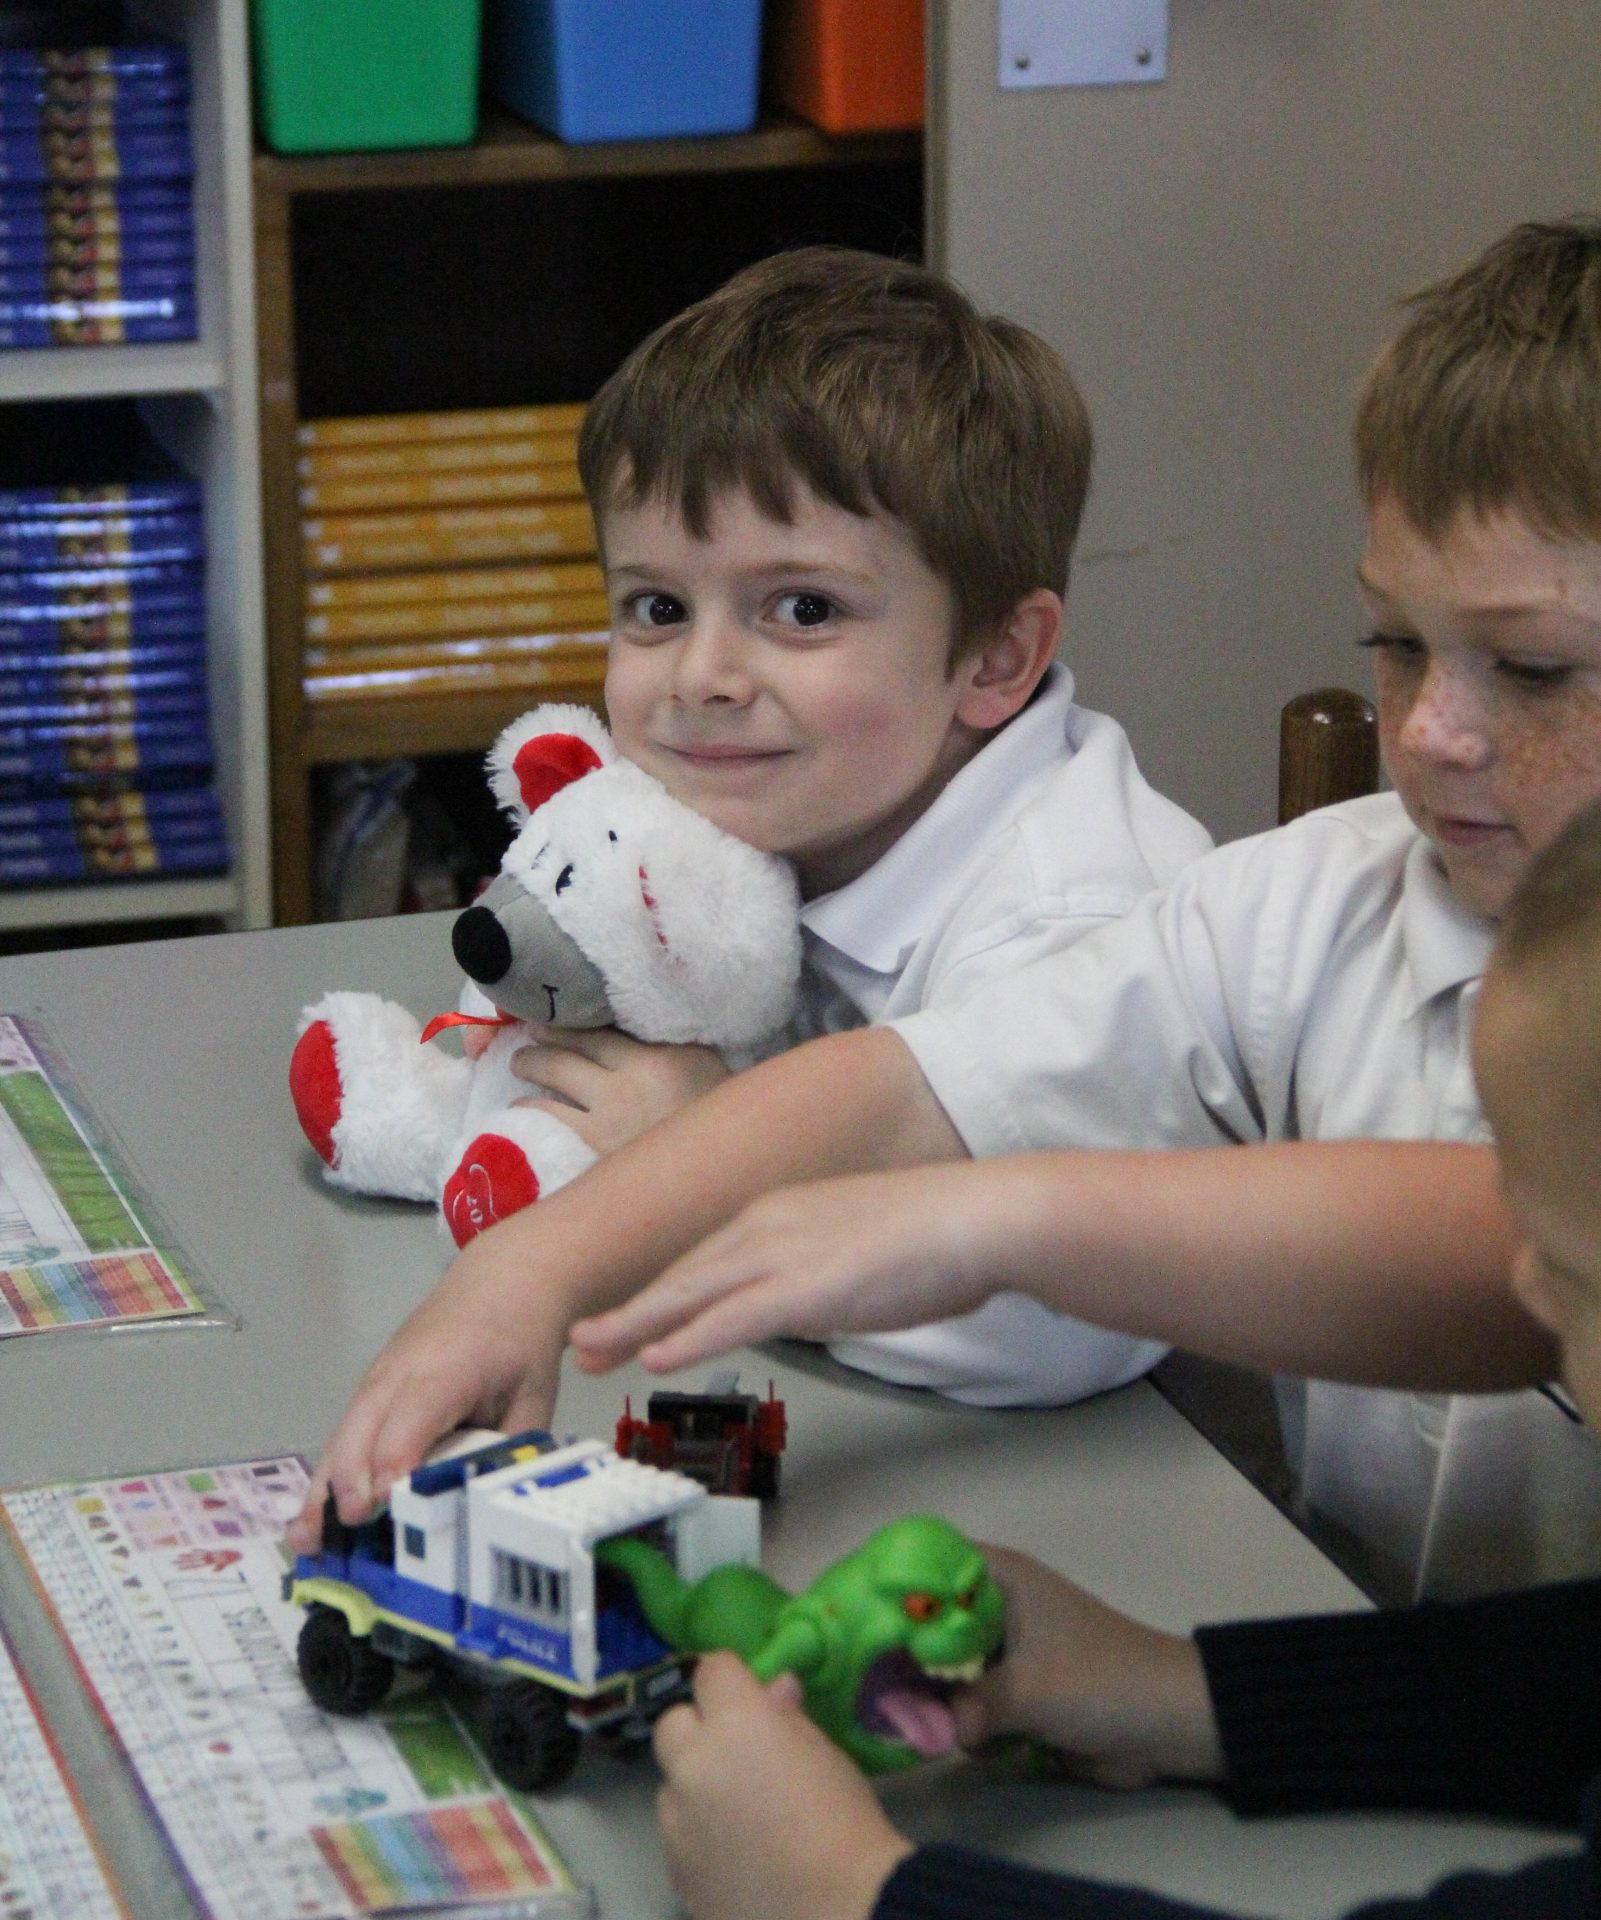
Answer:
[{"left": 287, "top": 1427, "right": 760, "bottom": 1792}]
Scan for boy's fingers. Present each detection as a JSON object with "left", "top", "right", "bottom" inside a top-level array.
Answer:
[
  {"left": 765, "top": 1671, "right": 806, "bottom": 1711},
  {"left": 285, "top": 1492, "right": 324, "bottom": 1554},
  {"left": 500, "top": 1376, "right": 557, "bottom": 1437},
  {"left": 651, "top": 1698, "right": 700, "bottom": 1771},
  {"left": 364, "top": 1379, "right": 481, "bottom": 1502},
  {"left": 572, "top": 1236, "right": 763, "bottom": 1361},
  {"left": 951, "top": 1671, "right": 1007, "bottom": 1748},
  {"left": 637, "top": 1307, "right": 759, "bottom": 1374},
  {"left": 692, "top": 1650, "right": 760, "bottom": 1716},
  {"left": 636, "top": 1276, "right": 813, "bottom": 1373}
]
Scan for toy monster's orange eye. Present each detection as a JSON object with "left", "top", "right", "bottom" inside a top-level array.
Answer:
[
  {"left": 954, "top": 1586, "right": 978, "bottom": 1611},
  {"left": 902, "top": 1592, "right": 940, "bottom": 1622}
]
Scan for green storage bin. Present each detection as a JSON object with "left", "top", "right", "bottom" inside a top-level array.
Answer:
[{"left": 251, "top": 0, "right": 482, "bottom": 154}]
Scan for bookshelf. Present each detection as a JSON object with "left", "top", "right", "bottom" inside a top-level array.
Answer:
[
  {"left": 0, "top": 0, "right": 271, "bottom": 936},
  {"left": 253, "top": 104, "right": 922, "bottom": 924}
]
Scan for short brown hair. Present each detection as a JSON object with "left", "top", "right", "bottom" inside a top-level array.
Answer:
[
  {"left": 578, "top": 246, "right": 1093, "bottom": 662},
  {"left": 1355, "top": 215, "right": 1601, "bottom": 540}
]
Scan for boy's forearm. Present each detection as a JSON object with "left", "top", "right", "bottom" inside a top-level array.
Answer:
[
  {"left": 981, "top": 1140, "right": 1551, "bottom": 1389},
  {"left": 525, "top": 1026, "right": 965, "bottom": 1324}
]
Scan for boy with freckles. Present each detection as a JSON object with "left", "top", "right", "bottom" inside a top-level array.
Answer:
[
  {"left": 298, "top": 218, "right": 1601, "bottom": 1607},
  {"left": 645, "top": 794, "right": 1601, "bottom": 1920}
]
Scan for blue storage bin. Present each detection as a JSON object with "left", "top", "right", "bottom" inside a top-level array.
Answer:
[{"left": 485, "top": 0, "right": 762, "bottom": 143}]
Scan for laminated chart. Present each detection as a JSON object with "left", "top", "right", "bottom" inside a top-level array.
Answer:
[
  {"left": 0, "top": 1457, "right": 590, "bottom": 1920},
  {"left": 0, "top": 1013, "right": 204, "bottom": 1335},
  {"left": 0, "top": 1621, "right": 127, "bottom": 1919}
]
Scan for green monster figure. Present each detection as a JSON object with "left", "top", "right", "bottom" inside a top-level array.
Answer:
[{"left": 596, "top": 1514, "right": 1005, "bottom": 1774}]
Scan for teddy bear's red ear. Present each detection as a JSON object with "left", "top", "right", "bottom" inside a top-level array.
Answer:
[{"left": 511, "top": 732, "right": 604, "bottom": 815}]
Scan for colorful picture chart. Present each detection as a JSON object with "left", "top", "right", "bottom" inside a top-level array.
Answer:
[
  {"left": 1, "top": 1458, "right": 590, "bottom": 1920},
  {"left": 0, "top": 1014, "right": 202, "bottom": 1335},
  {"left": 0, "top": 1621, "right": 128, "bottom": 1920}
]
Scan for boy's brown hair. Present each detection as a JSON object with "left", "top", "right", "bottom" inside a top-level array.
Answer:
[
  {"left": 1355, "top": 215, "right": 1601, "bottom": 541},
  {"left": 578, "top": 246, "right": 1093, "bottom": 663}
]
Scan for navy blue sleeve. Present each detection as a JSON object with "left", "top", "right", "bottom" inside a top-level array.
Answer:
[
  {"left": 872, "top": 1837, "right": 1594, "bottom": 1920},
  {"left": 1199, "top": 1579, "right": 1601, "bottom": 1823}
]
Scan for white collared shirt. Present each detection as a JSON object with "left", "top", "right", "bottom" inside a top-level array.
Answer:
[
  {"left": 893, "top": 789, "right": 1601, "bottom": 1599},
  {"left": 797, "top": 666, "right": 1214, "bottom": 1406}
]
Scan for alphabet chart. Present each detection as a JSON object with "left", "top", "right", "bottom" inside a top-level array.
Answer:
[
  {"left": 0, "top": 1621, "right": 127, "bottom": 1920},
  {"left": 0, "top": 1458, "right": 589, "bottom": 1920},
  {"left": 0, "top": 1016, "right": 203, "bottom": 1337}
]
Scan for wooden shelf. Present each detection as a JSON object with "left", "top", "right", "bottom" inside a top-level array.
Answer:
[
  {"left": 254, "top": 104, "right": 919, "bottom": 195},
  {"left": 305, "top": 674, "right": 606, "bottom": 764}
]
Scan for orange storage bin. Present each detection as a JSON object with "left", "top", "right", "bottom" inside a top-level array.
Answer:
[{"left": 767, "top": 0, "right": 924, "bottom": 133}]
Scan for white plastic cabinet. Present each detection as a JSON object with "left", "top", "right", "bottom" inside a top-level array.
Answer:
[{"left": 0, "top": 0, "right": 269, "bottom": 933}]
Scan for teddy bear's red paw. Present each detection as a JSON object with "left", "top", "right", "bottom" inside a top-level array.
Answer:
[
  {"left": 442, "top": 1134, "right": 541, "bottom": 1249},
  {"left": 290, "top": 1019, "right": 342, "bottom": 1167}
]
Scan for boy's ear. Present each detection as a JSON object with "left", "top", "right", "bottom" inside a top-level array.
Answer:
[{"left": 954, "top": 588, "right": 1063, "bottom": 732}]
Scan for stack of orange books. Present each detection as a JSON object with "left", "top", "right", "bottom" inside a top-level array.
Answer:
[{"left": 297, "top": 403, "right": 610, "bottom": 703}]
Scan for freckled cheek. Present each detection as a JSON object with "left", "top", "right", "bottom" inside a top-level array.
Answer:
[{"left": 1506, "top": 705, "right": 1601, "bottom": 845}]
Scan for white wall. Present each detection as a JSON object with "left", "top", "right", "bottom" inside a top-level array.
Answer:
[{"left": 930, "top": 1, "right": 1601, "bottom": 841}]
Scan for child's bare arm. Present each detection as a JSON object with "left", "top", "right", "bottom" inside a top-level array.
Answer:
[
  {"left": 287, "top": 1026, "right": 961, "bottom": 1549},
  {"left": 509, "top": 1028, "right": 730, "bottom": 1155},
  {"left": 573, "top": 1140, "right": 1553, "bottom": 1392}
]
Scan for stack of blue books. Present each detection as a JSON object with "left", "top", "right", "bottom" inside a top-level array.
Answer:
[
  {"left": 0, "top": 42, "right": 196, "bottom": 349},
  {"left": 0, "top": 470, "right": 227, "bottom": 885}
]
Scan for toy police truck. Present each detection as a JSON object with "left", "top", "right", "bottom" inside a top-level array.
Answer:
[{"left": 286, "top": 1428, "right": 760, "bottom": 1792}]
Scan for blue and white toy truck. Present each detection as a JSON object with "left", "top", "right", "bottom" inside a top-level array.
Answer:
[{"left": 285, "top": 1427, "right": 760, "bottom": 1791}]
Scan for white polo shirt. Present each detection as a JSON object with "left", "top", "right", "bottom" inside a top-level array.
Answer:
[
  {"left": 892, "top": 789, "right": 1601, "bottom": 1600},
  {"left": 794, "top": 665, "right": 1214, "bottom": 1405}
]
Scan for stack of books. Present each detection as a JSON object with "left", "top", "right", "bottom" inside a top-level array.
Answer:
[
  {"left": 0, "top": 42, "right": 197, "bottom": 350},
  {"left": 0, "top": 471, "right": 227, "bottom": 886},
  {"left": 298, "top": 403, "right": 611, "bottom": 704}
]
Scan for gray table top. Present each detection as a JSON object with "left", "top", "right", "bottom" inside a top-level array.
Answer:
[{"left": 0, "top": 915, "right": 1571, "bottom": 1918}]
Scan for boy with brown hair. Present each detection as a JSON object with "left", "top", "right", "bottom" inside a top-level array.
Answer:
[
  {"left": 399, "top": 245, "right": 1210, "bottom": 1375},
  {"left": 642, "top": 796, "right": 1601, "bottom": 1920}
]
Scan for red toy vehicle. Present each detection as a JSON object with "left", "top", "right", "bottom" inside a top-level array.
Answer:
[{"left": 615, "top": 1372, "right": 786, "bottom": 1500}]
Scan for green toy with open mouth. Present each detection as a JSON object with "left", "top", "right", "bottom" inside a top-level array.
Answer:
[{"left": 596, "top": 1513, "right": 1004, "bottom": 1773}]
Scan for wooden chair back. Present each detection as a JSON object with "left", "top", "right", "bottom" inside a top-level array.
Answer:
[{"left": 1277, "top": 686, "right": 1379, "bottom": 824}]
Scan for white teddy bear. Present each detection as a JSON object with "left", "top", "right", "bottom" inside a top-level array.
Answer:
[{"left": 289, "top": 704, "right": 802, "bottom": 1249}]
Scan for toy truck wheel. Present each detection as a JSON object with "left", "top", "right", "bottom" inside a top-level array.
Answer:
[
  {"left": 297, "top": 1605, "right": 395, "bottom": 1715},
  {"left": 474, "top": 1679, "right": 582, "bottom": 1793}
]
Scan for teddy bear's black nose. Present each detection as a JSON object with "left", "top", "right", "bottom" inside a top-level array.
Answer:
[{"left": 453, "top": 905, "right": 512, "bottom": 985}]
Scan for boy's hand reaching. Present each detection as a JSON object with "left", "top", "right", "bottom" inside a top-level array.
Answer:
[
  {"left": 510, "top": 1028, "right": 729, "bottom": 1157},
  {"left": 284, "top": 1224, "right": 569, "bottom": 1555},
  {"left": 654, "top": 1653, "right": 912, "bottom": 1920},
  {"left": 954, "top": 1547, "right": 1223, "bottom": 1788},
  {"left": 570, "top": 1162, "right": 1003, "bottom": 1376}
]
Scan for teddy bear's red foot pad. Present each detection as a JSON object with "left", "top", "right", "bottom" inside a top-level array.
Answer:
[
  {"left": 443, "top": 1135, "right": 541, "bottom": 1248},
  {"left": 289, "top": 1020, "right": 342, "bottom": 1167}
]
